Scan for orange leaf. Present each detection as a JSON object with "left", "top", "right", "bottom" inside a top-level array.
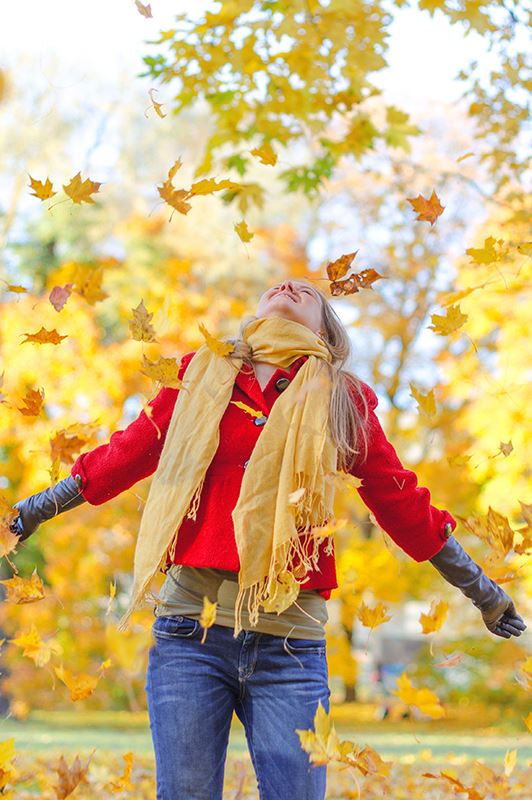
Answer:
[
  {"left": 27, "top": 174, "right": 56, "bottom": 201},
  {"left": 407, "top": 189, "right": 444, "bottom": 226},
  {"left": 17, "top": 387, "right": 45, "bottom": 416},
  {"left": 20, "top": 327, "right": 68, "bottom": 345}
]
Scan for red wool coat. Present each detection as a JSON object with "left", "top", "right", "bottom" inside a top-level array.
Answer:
[{"left": 70, "top": 351, "right": 456, "bottom": 600}]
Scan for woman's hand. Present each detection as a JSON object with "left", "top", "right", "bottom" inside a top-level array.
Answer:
[
  {"left": 429, "top": 534, "right": 527, "bottom": 639},
  {"left": 479, "top": 592, "right": 527, "bottom": 639},
  {"left": 10, "top": 475, "right": 86, "bottom": 542}
]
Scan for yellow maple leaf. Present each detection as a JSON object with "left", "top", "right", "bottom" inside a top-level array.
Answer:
[
  {"left": 466, "top": 235, "right": 505, "bottom": 264},
  {"left": 198, "top": 322, "right": 234, "bottom": 356},
  {"left": 234, "top": 219, "right": 254, "bottom": 242},
  {"left": 54, "top": 663, "right": 99, "bottom": 701},
  {"left": 27, "top": 174, "right": 56, "bottom": 201},
  {"left": 429, "top": 304, "right": 468, "bottom": 335},
  {"left": 199, "top": 596, "right": 218, "bottom": 644},
  {"left": 63, "top": 171, "right": 102, "bottom": 204},
  {"left": 129, "top": 299, "right": 157, "bottom": 343},
  {"left": 250, "top": 141, "right": 277, "bottom": 166},
  {"left": 409, "top": 384, "right": 436, "bottom": 417},
  {"left": 392, "top": 673, "right": 445, "bottom": 719},
  {"left": 261, "top": 570, "right": 300, "bottom": 614},
  {"left": 140, "top": 354, "right": 189, "bottom": 389},
  {"left": 108, "top": 752, "right": 135, "bottom": 792},
  {"left": 357, "top": 600, "right": 392, "bottom": 630},
  {"left": 419, "top": 599, "right": 449, "bottom": 634},
  {"left": 9, "top": 623, "right": 62, "bottom": 667},
  {"left": 0, "top": 568, "right": 45, "bottom": 604},
  {"left": 295, "top": 701, "right": 352, "bottom": 766}
]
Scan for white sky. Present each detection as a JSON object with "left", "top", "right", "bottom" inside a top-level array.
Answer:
[{"left": 1, "top": 0, "right": 495, "bottom": 111}]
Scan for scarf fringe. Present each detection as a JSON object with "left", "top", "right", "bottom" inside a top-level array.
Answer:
[{"left": 232, "top": 484, "right": 333, "bottom": 638}]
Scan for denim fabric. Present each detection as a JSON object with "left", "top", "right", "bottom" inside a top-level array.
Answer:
[{"left": 145, "top": 614, "right": 330, "bottom": 799}]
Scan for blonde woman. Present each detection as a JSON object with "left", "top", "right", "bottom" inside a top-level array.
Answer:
[{"left": 11, "top": 279, "right": 526, "bottom": 800}]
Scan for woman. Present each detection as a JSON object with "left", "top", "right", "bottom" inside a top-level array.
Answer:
[{"left": 11, "top": 278, "right": 526, "bottom": 800}]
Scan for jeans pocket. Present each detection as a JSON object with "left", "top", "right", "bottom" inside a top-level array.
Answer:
[
  {"left": 284, "top": 637, "right": 326, "bottom": 655},
  {"left": 152, "top": 614, "right": 200, "bottom": 640}
]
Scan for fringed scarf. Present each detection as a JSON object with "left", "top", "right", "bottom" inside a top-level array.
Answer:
[{"left": 117, "top": 315, "right": 338, "bottom": 637}]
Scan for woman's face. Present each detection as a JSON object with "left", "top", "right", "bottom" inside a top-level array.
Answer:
[{"left": 256, "top": 280, "right": 325, "bottom": 337}]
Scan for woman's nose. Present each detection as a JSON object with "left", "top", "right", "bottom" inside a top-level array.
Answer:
[{"left": 278, "top": 280, "right": 293, "bottom": 292}]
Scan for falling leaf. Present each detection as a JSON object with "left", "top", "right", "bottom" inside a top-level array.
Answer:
[
  {"left": 295, "top": 701, "right": 353, "bottom": 766},
  {"left": 2, "top": 282, "right": 28, "bottom": 294},
  {"left": 447, "top": 454, "right": 472, "bottom": 467},
  {"left": 9, "top": 624, "right": 63, "bottom": 667},
  {"left": 135, "top": 0, "right": 152, "bottom": 17},
  {"left": 147, "top": 87, "right": 166, "bottom": 118},
  {"left": 27, "top": 174, "right": 56, "bottom": 201},
  {"left": 326, "top": 252, "right": 384, "bottom": 295},
  {"left": 434, "top": 651, "right": 465, "bottom": 668},
  {"left": 419, "top": 599, "right": 449, "bottom": 634},
  {"left": 498, "top": 440, "right": 513, "bottom": 457},
  {"left": 250, "top": 141, "right": 277, "bottom": 166},
  {"left": 523, "top": 711, "right": 532, "bottom": 732},
  {"left": 504, "top": 749, "right": 517, "bottom": 777},
  {"left": 107, "top": 752, "right": 135, "bottom": 792},
  {"left": 63, "top": 171, "right": 102, "bottom": 205},
  {"left": 106, "top": 580, "right": 117, "bottom": 617},
  {"left": 261, "top": 569, "right": 300, "bottom": 613},
  {"left": 0, "top": 568, "right": 45, "bottom": 604},
  {"left": 54, "top": 663, "right": 99, "bottom": 701},
  {"left": 466, "top": 235, "right": 506, "bottom": 264},
  {"left": 458, "top": 507, "right": 516, "bottom": 556},
  {"left": 429, "top": 304, "right": 468, "bottom": 335},
  {"left": 129, "top": 299, "right": 157, "bottom": 343},
  {"left": 198, "top": 322, "right": 234, "bottom": 356},
  {"left": 456, "top": 152, "right": 475, "bottom": 162},
  {"left": 17, "top": 388, "right": 45, "bottom": 416},
  {"left": 516, "top": 242, "right": 532, "bottom": 257},
  {"left": 199, "top": 596, "right": 218, "bottom": 644},
  {"left": 357, "top": 600, "right": 392, "bottom": 630},
  {"left": 392, "top": 673, "right": 445, "bottom": 719},
  {"left": 234, "top": 219, "right": 254, "bottom": 242},
  {"left": 409, "top": 384, "right": 436, "bottom": 417},
  {"left": 140, "top": 354, "right": 188, "bottom": 388},
  {"left": 49, "top": 283, "right": 74, "bottom": 311},
  {"left": 422, "top": 771, "right": 482, "bottom": 799},
  {"left": 230, "top": 400, "right": 264, "bottom": 419},
  {"left": 20, "top": 327, "right": 68, "bottom": 345},
  {"left": 407, "top": 189, "right": 445, "bottom": 225}
]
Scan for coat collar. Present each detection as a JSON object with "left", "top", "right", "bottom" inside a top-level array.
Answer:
[{"left": 235, "top": 354, "right": 309, "bottom": 415}]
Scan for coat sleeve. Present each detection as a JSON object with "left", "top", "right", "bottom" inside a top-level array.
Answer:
[
  {"left": 70, "top": 351, "right": 196, "bottom": 505},
  {"left": 348, "top": 381, "right": 456, "bottom": 562}
]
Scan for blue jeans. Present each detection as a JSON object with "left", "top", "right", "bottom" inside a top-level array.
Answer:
[{"left": 145, "top": 614, "right": 330, "bottom": 799}]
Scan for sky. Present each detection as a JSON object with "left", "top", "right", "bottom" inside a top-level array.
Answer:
[{"left": 1, "top": 0, "right": 496, "bottom": 113}]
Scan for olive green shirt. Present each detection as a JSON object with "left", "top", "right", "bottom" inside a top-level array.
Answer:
[{"left": 154, "top": 565, "right": 328, "bottom": 640}]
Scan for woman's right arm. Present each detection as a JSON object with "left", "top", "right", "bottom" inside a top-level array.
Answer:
[
  {"left": 70, "top": 351, "right": 196, "bottom": 505},
  {"left": 10, "top": 351, "right": 196, "bottom": 539}
]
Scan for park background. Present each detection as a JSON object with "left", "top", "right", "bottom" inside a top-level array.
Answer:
[{"left": 0, "top": 0, "right": 530, "bottom": 797}]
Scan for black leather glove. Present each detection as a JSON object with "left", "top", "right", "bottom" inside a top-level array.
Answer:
[
  {"left": 429, "top": 533, "right": 527, "bottom": 639},
  {"left": 9, "top": 474, "right": 86, "bottom": 542}
]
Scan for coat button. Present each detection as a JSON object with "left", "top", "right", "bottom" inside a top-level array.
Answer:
[
  {"left": 275, "top": 377, "right": 290, "bottom": 392},
  {"left": 243, "top": 458, "right": 250, "bottom": 469},
  {"left": 443, "top": 523, "right": 452, "bottom": 539},
  {"left": 74, "top": 473, "right": 83, "bottom": 489},
  {"left": 253, "top": 416, "right": 268, "bottom": 426}
]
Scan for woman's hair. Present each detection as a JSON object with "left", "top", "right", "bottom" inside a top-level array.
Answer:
[{"left": 224, "top": 279, "right": 371, "bottom": 471}]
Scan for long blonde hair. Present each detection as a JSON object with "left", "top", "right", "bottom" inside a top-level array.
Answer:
[{"left": 224, "top": 280, "right": 371, "bottom": 471}]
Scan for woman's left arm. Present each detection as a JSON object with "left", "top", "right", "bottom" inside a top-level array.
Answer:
[{"left": 349, "top": 383, "right": 527, "bottom": 639}]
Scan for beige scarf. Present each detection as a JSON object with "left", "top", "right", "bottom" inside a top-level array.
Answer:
[{"left": 117, "top": 316, "right": 338, "bottom": 637}]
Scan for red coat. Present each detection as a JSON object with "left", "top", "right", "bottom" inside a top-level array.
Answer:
[{"left": 70, "top": 351, "right": 456, "bottom": 600}]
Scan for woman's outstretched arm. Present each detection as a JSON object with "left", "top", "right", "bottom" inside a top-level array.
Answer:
[{"left": 10, "top": 350, "right": 196, "bottom": 540}]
